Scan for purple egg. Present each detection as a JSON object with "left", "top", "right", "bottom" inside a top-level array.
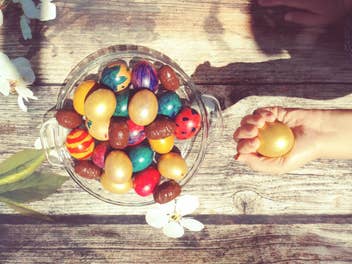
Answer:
[
  {"left": 127, "top": 119, "right": 146, "bottom": 146},
  {"left": 131, "top": 61, "right": 159, "bottom": 92}
]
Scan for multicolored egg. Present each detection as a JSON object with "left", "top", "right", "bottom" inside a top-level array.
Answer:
[
  {"left": 104, "top": 150, "right": 133, "bottom": 183},
  {"left": 174, "top": 107, "right": 201, "bottom": 140},
  {"left": 158, "top": 91, "right": 182, "bottom": 118},
  {"left": 65, "top": 129, "right": 95, "bottom": 160},
  {"left": 127, "top": 119, "right": 146, "bottom": 146},
  {"left": 148, "top": 135, "right": 174, "bottom": 154},
  {"left": 133, "top": 166, "right": 161, "bottom": 197},
  {"left": 100, "top": 60, "right": 131, "bottom": 92},
  {"left": 73, "top": 80, "right": 98, "bottom": 115},
  {"left": 131, "top": 61, "right": 159, "bottom": 92},
  {"left": 113, "top": 89, "right": 130, "bottom": 117},
  {"left": 157, "top": 152, "right": 187, "bottom": 181},
  {"left": 128, "top": 89, "right": 158, "bottom": 126},
  {"left": 84, "top": 89, "right": 116, "bottom": 121},
  {"left": 101, "top": 173, "right": 132, "bottom": 194},
  {"left": 128, "top": 144, "right": 154, "bottom": 173},
  {"left": 85, "top": 118, "right": 109, "bottom": 141}
]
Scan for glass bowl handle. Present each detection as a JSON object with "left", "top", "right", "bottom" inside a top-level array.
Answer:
[
  {"left": 201, "top": 94, "right": 224, "bottom": 142},
  {"left": 39, "top": 107, "right": 70, "bottom": 167}
]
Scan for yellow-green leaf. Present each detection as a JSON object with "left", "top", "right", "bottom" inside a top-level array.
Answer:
[
  {"left": 0, "top": 196, "right": 53, "bottom": 222},
  {"left": 0, "top": 149, "right": 45, "bottom": 186},
  {"left": 0, "top": 171, "right": 68, "bottom": 203}
]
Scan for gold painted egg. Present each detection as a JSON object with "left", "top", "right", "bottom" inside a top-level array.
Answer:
[
  {"left": 85, "top": 118, "right": 110, "bottom": 141},
  {"left": 128, "top": 89, "right": 158, "bottom": 126},
  {"left": 257, "top": 121, "right": 295, "bottom": 158},
  {"left": 73, "top": 80, "right": 98, "bottom": 115},
  {"left": 100, "top": 173, "right": 132, "bottom": 194},
  {"left": 104, "top": 150, "right": 133, "bottom": 183},
  {"left": 157, "top": 152, "right": 187, "bottom": 181},
  {"left": 84, "top": 89, "right": 117, "bottom": 121},
  {"left": 148, "top": 135, "right": 174, "bottom": 154}
]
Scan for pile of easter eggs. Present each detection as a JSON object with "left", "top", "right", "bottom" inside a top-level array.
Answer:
[{"left": 55, "top": 59, "right": 202, "bottom": 204}]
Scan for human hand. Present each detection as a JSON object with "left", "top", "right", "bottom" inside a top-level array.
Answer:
[
  {"left": 258, "top": 0, "right": 352, "bottom": 26},
  {"left": 233, "top": 107, "right": 327, "bottom": 174}
]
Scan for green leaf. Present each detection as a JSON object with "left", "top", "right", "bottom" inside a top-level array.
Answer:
[
  {"left": 0, "top": 171, "right": 68, "bottom": 203},
  {"left": 0, "top": 196, "right": 54, "bottom": 222},
  {"left": 0, "top": 149, "right": 45, "bottom": 186}
]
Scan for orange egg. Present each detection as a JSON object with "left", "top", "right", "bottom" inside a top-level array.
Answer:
[
  {"left": 100, "top": 173, "right": 132, "bottom": 194},
  {"left": 128, "top": 89, "right": 158, "bottom": 126},
  {"left": 104, "top": 150, "right": 133, "bottom": 183},
  {"left": 84, "top": 89, "right": 117, "bottom": 121},
  {"left": 148, "top": 135, "right": 174, "bottom": 154},
  {"left": 85, "top": 119, "right": 110, "bottom": 141},
  {"left": 65, "top": 129, "right": 95, "bottom": 160},
  {"left": 157, "top": 152, "right": 187, "bottom": 181},
  {"left": 257, "top": 121, "right": 295, "bottom": 158},
  {"left": 73, "top": 80, "right": 97, "bottom": 115}
]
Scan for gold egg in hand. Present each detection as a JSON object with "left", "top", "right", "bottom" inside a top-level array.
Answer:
[{"left": 257, "top": 121, "right": 295, "bottom": 158}]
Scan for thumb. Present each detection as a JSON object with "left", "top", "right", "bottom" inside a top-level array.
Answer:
[{"left": 237, "top": 153, "right": 287, "bottom": 174}]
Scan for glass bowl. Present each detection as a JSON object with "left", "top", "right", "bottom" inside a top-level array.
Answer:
[{"left": 40, "top": 44, "right": 222, "bottom": 206}]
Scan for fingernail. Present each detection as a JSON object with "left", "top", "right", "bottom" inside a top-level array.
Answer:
[
  {"left": 285, "top": 13, "right": 292, "bottom": 21},
  {"left": 234, "top": 153, "right": 240, "bottom": 160}
]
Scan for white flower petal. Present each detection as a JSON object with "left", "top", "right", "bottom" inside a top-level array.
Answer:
[
  {"left": 157, "top": 199, "right": 176, "bottom": 215},
  {"left": 15, "top": 84, "right": 37, "bottom": 100},
  {"left": 34, "top": 137, "right": 42, "bottom": 149},
  {"left": 0, "top": 78, "right": 11, "bottom": 96},
  {"left": 20, "top": 0, "right": 41, "bottom": 19},
  {"left": 0, "top": 52, "right": 22, "bottom": 80},
  {"left": 0, "top": 10, "right": 3, "bottom": 26},
  {"left": 12, "top": 57, "right": 35, "bottom": 84},
  {"left": 38, "top": 0, "right": 56, "bottom": 21},
  {"left": 176, "top": 195, "right": 199, "bottom": 216},
  {"left": 17, "top": 95, "right": 28, "bottom": 112},
  {"left": 146, "top": 208, "right": 168, "bottom": 229},
  {"left": 180, "top": 218, "right": 204, "bottom": 232},
  {"left": 162, "top": 222, "right": 184, "bottom": 238}
]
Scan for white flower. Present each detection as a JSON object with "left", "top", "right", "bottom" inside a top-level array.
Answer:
[
  {"left": 0, "top": 9, "right": 3, "bottom": 26},
  {"left": 0, "top": 52, "right": 37, "bottom": 112},
  {"left": 146, "top": 195, "right": 204, "bottom": 238}
]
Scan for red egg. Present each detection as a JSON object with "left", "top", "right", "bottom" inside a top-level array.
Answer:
[
  {"left": 133, "top": 166, "right": 161, "bottom": 197},
  {"left": 174, "top": 107, "right": 201, "bottom": 140},
  {"left": 92, "top": 142, "right": 110, "bottom": 169},
  {"left": 127, "top": 119, "right": 146, "bottom": 146}
]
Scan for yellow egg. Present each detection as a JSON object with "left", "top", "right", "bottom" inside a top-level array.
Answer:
[
  {"left": 257, "top": 121, "right": 295, "bottom": 158},
  {"left": 100, "top": 173, "right": 132, "bottom": 194},
  {"left": 84, "top": 89, "right": 117, "bottom": 121},
  {"left": 104, "top": 150, "right": 133, "bottom": 183},
  {"left": 128, "top": 89, "right": 158, "bottom": 126},
  {"left": 73, "top": 80, "right": 97, "bottom": 115},
  {"left": 157, "top": 152, "right": 187, "bottom": 180},
  {"left": 149, "top": 135, "right": 174, "bottom": 154},
  {"left": 85, "top": 119, "right": 109, "bottom": 141}
]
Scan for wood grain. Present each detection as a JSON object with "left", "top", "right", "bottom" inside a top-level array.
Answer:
[{"left": 1, "top": 223, "right": 351, "bottom": 263}]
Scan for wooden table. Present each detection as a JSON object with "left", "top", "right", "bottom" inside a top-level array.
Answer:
[{"left": 1, "top": 1, "right": 352, "bottom": 263}]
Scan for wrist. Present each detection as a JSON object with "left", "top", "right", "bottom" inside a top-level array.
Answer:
[{"left": 315, "top": 109, "right": 352, "bottom": 159}]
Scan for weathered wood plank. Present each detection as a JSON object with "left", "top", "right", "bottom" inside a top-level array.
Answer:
[
  {"left": 0, "top": 91, "right": 351, "bottom": 215},
  {"left": 0, "top": 1, "right": 351, "bottom": 84},
  {"left": 0, "top": 223, "right": 351, "bottom": 263}
]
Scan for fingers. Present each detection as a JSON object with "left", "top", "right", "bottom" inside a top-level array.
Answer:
[
  {"left": 285, "top": 11, "right": 329, "bottom": 26},
  {"left": 233, "top": 124, "right": 258, "bottom": 142},
  {"left": 236, "top": 138, "right": 261, "bottom": 154},
  {"left": 258, "top": 0, "right": 318, "bottom": 11}
]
